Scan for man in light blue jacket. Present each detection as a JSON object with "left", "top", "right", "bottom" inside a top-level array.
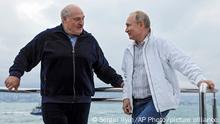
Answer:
[{"left": 122, "top": 10, "right": 215, "bottom": 124}]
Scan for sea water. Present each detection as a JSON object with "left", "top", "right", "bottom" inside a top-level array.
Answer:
[{"left": 0, "top": 92, "right": 219, "bottom": 124}]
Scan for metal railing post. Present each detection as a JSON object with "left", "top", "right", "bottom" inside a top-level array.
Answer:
[
  {"left": 199, "top": 83, "right": 208, "bottom": 124},
  {"left": 213, "top": 92, "right": 218, "bottom": 124}
]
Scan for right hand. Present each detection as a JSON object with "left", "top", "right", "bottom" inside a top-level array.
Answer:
[
  {"left": 122, "top": 98, "right": 132, "bottom": 115},
  {"left": 5, "top": 76, "right": 20, "bottom": 91}
]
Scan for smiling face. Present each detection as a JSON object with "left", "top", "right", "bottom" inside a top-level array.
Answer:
[
  {"left": 125, "top": 12, "right": 151, "bottom": 43},
  {"left": 125, "top": 14, "right": 143, "bottom": 42},
  {"left": 62, "top": 5, "right": 85, "bottom": 35}
]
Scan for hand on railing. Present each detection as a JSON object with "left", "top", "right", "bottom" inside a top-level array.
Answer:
[
  {"left": 198, "top": 80, "right": 215, "bottom": 91},
  {"left": 199, "top": 83, "right": 208, "bottom": 93},
  {"left": 198, "top": 81, "right": 217, "bottom": 124}
]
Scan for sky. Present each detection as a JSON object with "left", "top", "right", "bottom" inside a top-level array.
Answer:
[{"left": 0, "top": 0, "right": 219, "bottom": 89}]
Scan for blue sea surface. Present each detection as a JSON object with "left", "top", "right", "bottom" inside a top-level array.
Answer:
[{"left": 0, "top": 92, "right": 219, "bottom": 124}]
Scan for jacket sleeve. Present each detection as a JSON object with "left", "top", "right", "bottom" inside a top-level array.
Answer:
[
  {"left": 163, "top": 40, "right": 206, "bottom": 85},
  {"left": 9, "top": 31, "right": 46, "bottom": 78},
  {"left": 93, "top": 41, "right": 123, "bottom": 87}
]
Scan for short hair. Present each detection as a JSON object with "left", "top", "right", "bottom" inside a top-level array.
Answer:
[
  {"left": 60, "top": 6, "right": 72, "bottom": 20},
  {"left": 133, "top": 11, "right": 150, "bottom": 28}
]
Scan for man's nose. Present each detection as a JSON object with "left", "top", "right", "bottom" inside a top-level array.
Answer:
[
  {"left": 79, "top": 18, "right": 84, "bottom": 24},
  {"left": 125, "top": 27, "right": 128, "bottom": 33}
]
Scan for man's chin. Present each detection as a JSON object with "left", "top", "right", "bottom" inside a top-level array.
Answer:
[
  {"left": 75, "top": 31, "right": 83, "bottom": 36},
  {"left": 78, "top": 29, "right": 83, "bottom": 34},
  {"left": 128, "top": 36, "right": 134, "bottom": 40}
]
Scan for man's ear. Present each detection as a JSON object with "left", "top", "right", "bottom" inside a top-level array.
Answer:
[
  {"left": 147, "top": 27, "right": 151, "bottom": 33},
  {"left": 139, "top": 21, "right": 145, "bottom": 28}
]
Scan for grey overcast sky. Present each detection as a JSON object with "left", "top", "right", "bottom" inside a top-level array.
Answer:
[{"left": 0, "top": 0, "right": 219, "bottom": 88}]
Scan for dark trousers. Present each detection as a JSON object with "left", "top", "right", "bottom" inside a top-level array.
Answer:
[{"left": 42, "top": 103, "right": 91, "bottom": 124}]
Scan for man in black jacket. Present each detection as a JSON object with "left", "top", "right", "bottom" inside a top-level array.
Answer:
[{"left": 4, "top": 4, "right": 123, "bottom": 124}]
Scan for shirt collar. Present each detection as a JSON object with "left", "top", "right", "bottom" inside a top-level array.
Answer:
[{"left": 134, "top": 33, "right": 150, "bottom": 46}]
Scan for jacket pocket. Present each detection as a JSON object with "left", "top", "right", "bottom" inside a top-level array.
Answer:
[{"left": 164, "top": 77, "right": 175, "bottom": 96}]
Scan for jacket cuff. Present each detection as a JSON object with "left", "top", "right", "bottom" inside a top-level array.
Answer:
[
  {"left": 122, "top": 92, "right": 131, "bottom": 101},
  {"left": 195, "top": 75, "right": 206, "bottom": 86},
  {"left": 111, "top": 79, "right": 123, "bottom": 88},
  {"left": 9, "top": 71, "right": 22, "bottom": 79}
]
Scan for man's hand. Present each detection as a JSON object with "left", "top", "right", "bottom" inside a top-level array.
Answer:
[
  {"left": 122, "top": 98, "right": 132, "bottom": 115},
  {"left": 198, "top": 80, "right": 215, "bottom": 91},
  {"left": 5, "top": 76, "right": 20, "bottom": 91}
]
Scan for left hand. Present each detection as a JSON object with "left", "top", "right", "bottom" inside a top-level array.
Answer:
[{"left": 197, "top": 80, "right": 215, "bottom": 91}]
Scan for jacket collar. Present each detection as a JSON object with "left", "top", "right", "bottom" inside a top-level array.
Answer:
[
  {"left": 50, "top": 24, "right": 91, "bottom": 38},
  {"left": 127, "top": 33, "right": 152, "bottom": 56},
  {"left": 132, "top": 33, "right": 151, "bottom": 46}
]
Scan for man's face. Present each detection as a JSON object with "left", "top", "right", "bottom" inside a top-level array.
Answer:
[
  {"left": 125, "top": 15, "right": 142, "bottom": 41},
  {"left": 63, "top": 9, "right": 85, "bottom": 35}
]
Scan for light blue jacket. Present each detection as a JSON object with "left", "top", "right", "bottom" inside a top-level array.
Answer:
[{"left": 122, "top": 34, "right": 205, "bottom": 112}]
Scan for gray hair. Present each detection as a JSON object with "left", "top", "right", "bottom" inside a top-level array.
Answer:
[
  {"left": 133, "top": 11, "right": 150, "bottom": 28},
  {"left": 60, "top": 7, "right": 72, "bottom": 20}
]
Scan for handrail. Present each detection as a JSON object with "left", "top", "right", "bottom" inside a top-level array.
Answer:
[
  {"left": 0, "top": 86, "right": 218, "bottom": 123},
  {"left": 199, "top": 83, "right": 218, "bottom": 124},
  {"left": 0, "top": 86, "right": 218, "bottom": 93},
  {"left": 95, "top": 87, "right": 219, "bottom": 93}
]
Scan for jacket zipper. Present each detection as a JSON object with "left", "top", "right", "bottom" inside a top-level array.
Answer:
[
  {"left": 143, "top": 36, "right": 161, "bottom": 113},
  {"left": 67, "top": 34, "right": 77, "bottom": 102},
  {"left": 69, "top": 35, "right": 86, "bottom": 102},
  {"left": 72, "top": 48, "right": 76, "bottom": 102},
  {"left": 145, "top": 54, "right": 161, "bottom": 113}
]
